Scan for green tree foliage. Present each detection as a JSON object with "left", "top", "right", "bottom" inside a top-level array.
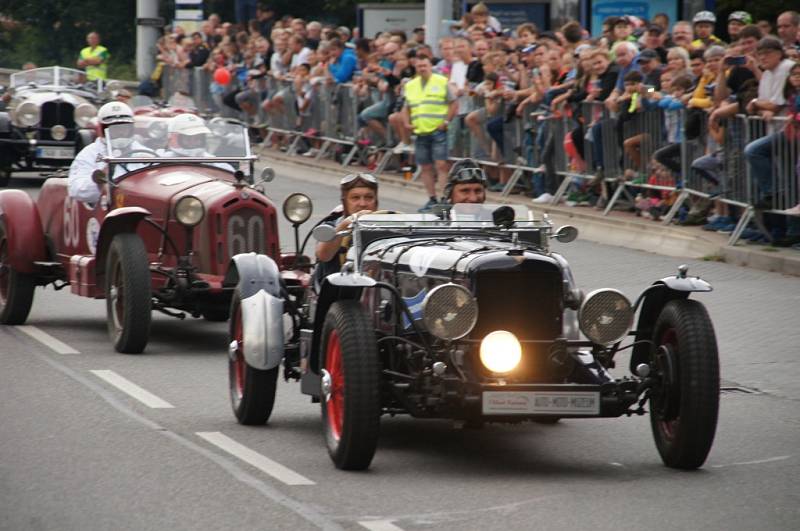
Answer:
[{"left": 0, "top": 0, "right": 136, "bottom": 77}]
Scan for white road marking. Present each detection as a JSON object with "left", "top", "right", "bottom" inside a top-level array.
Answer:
[
  {"left": 196, "top": 432, "right": 315, "bottom": 486},
  {"left": 359, "top": 520, "right": 405, "bottom": 531},
  {"left": 711, "top": 455, "right": 792, "bottom": 468},
  {"left": 90, "top": 370, "right": 174, "bottom": 408},
  {"left": 16, "top": 325, "right": 80, "bottom": 354},
  {"left": 609, "top": 462, "right": 624, "bottom": 467}
]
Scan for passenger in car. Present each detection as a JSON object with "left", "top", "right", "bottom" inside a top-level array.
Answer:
[
  {"left": 443, "top": 158, "right": 488, "bottom": 204},
  {"left": 159, "top": 114, "right": 234, "bottom": 170},
  {"left": 314, "top": 172, "right": 379, "bottom": 280}
]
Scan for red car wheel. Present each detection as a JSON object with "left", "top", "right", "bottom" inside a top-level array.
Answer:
[
  {"left": 320, "top": 301, "right": 380, "bottom": 470},
  {"left": 228, "top": 288, "right": 278, "bottom": 425}
]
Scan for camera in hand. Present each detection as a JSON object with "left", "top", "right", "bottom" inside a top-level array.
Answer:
[{"left": 726, "top": 56, "right": 746, "bottom": 66}]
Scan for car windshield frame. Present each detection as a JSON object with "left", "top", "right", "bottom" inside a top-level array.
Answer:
[{"left": 10, "top": 66, "right": 105, "bottom": 92}]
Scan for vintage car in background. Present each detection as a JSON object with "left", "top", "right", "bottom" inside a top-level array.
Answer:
[
  {"left": 0, "top": 66, "right": 117, "bottom": 186},
  {"left": 225, "top": 204, "right": 720, "bottom": 472},
  {"left": 0, "top": 120, "right": 305, "bottom": 354}
]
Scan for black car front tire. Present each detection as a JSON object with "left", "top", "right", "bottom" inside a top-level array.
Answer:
[
  {"left": 228, "top": 288, "right": 278, "bottom": 425},
  {"left": 0, "top": 221, "right": 35, "bottom": 324},
  {"left": 321, "top": 300, "right": 381, "bottom": 470},
  {"left": 649, "top": 299, "right": 719, "bottom": 469},
  {"left": 105, "top": 233, "right": 152, "bottom": 353}
]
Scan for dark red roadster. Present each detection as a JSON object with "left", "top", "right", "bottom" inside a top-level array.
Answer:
[{"left": 0, "top": 120, "right": 312, "bottom": 353}]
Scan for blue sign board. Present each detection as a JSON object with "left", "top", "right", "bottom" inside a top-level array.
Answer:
[{"left": 590, "top": 0, "right": 677, "bottom": 36}]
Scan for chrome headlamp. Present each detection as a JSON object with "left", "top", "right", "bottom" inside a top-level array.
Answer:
[
  {"left": 50, "top": 125, "right": 67, "bottom": 141},
  {"left": 282, "top": 193, "right": 313, "bottom": 224},
  {"left": 422, "top": 283, "right": 478, "bottom": 340},
  {"left": 16, "top": 101, "right": 40, "bottom": 127},
  {"left": 174, "top": 196, "right": 205, "bottom": 227},
  {"left": 74, "top": 103, "right": 97, "bottom": 127},
  {"left": 578, "top": 289, "right": 634, "bottom": 346}
]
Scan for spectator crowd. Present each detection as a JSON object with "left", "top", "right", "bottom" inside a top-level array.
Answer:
[{"left": 145, "top": 3, "right": 800, "bottom": 248}]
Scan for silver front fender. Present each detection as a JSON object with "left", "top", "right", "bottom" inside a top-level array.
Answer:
[{"left": 240, "top": 289, "right": 285, "bottom": 370}]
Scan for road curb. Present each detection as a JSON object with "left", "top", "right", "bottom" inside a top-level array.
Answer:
[{"left": 258, "top": 149, "right": 800, "bottom": 276}]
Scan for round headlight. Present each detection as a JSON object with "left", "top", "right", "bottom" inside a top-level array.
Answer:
[
  {"left": 50, "top": 125, "right": 67, "bottom": 141},
  {"left": 422, "top": 283, "right": 478, "bottom": 340},
  {"left": 174, "top": 196, "right": 205, "bottom": 227},
  {"left": 74, "top": 103, "right": 96, "bottom": 127},
  {"left": 16, "top": 101, "right": 40, "bottom": 127},
  {"left": 578, "top": 289, "right": 634, "bottom": 346},
  {"left": 480, "top": 331, "right": 522, "bottom": 374},
  {"left": 282, "top": 193, "right": 312, "bottom": 224}
]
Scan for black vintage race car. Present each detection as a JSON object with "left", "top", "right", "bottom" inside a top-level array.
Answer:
[
  {"left": 0, "top": 66, "right": 114, "bottom": 186},
  {"left": 225, "top": 203, "right": 719, "bottom": 471}
]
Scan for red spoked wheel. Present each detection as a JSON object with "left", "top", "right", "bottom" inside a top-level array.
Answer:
[
  {"left": 649, "top": 299, "right": 719, "bottom": 469},
  {"left": 0, "top": 221, "right": 36, "bottom": 325},
  {"left": 228, "top": 288, "right": 278, "bottom": 425},
  {"left": 320, "top": 301, "right": 380, "bottom": 470}
]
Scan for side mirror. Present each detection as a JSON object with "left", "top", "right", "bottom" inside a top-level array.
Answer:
[
  {"left": 258, "top": 166, "right": 276, "bottom": 184},
  {"left": 312, "top": 224, "right": 337, "bottom": 242},
  {"left": 92, "top": 169, "right": 107, "bottom": 185},
  {"left": 553, "top": 225, "right": 578, "bottom": 243}
]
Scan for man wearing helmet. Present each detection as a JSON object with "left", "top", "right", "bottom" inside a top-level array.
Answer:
[
  {"left": 691, "top": 11, "right": 724, "bottom": 49},
  {"left": 442, "top": 158, "right": 487, "bottom": 204},
  {"left": 728, "top": 11, "right": 753, "bottom": 43},
  {"left": 68, "top": 101, "right": 149, "bottom": 203},
  {"left": 161, "top": 114, "right": 213, "bottom": 157}
]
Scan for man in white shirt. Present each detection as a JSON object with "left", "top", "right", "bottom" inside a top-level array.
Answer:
[
  {"left": 68, "top": 102, "right": 150, "bottom": 204},
  {"left": 744, "top": 37, "right": 795, "bottom": 206},
  {"left": 289, "top": 35, "right": 312, "bottom": 68}
]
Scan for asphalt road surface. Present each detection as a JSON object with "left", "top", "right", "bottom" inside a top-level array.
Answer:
[{"left": 1, "top": 167, "right": 799, "bottom": 531}]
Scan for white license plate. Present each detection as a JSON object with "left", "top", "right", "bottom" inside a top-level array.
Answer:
[
  {"left": 482, "top": 391, "right": 600, "bottom": 415},
  {"left": 37, "top": 146, "right": 73, "bottom": 159}
]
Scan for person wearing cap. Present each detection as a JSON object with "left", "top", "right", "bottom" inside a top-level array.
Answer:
[
  {"left": 691, "top": 11, "right": 724, "bottom": 49},
  {"left": 68, "top": 102, "right": 149, "bottom": 203},
  {"left": 744, "top": 36, "right": 796, "bottom": 206},
  {"left": 636, "top": 48, "right": 664, "bottom": 90},
  {"left": 642, "top": 24, "right": 668, "bottom": 63},
  {"left": 728, "top": 11, "right": 753, "bottom": 43},
  {"left": 443, "top": 158, "right": 487, "bottom": 204},
  {"left": 161, "top": 114, "right": 214, "bottom": 157},
  {"left": 315, "top": 173, "right": 379, "bottom": 280}
]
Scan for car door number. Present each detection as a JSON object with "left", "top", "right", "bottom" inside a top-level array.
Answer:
[{"left": 63, "top": 198, "right": 80, "bottom": 247}]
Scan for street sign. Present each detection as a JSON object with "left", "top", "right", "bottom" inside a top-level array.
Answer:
[{"left": 136, "top": 17, "right": 165, "bottom": 27}]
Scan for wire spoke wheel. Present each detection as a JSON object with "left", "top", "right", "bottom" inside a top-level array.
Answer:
[
  {"left": 320, "top": 301, "right": 380, "bottom": 470},
  {"left": 649, "top": 299, "right": 720, "bottom": 469},
  {"left": 104, "top": 233, "right": 151, "bottom": 353},
  {"left": 227, "top": 288, "right": 278, "bottom": 425}
]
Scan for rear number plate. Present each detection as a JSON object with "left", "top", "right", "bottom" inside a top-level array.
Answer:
[
  {"left": 482, "top": 391, "right": 600, "bottom": 415},
  {"left": 37, "top": 146, "right": 73, "bottom": 159}
]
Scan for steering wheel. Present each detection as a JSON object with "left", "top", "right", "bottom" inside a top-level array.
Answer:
[{"left": 115, "top": 148, "right": 158, "bottom": 173}]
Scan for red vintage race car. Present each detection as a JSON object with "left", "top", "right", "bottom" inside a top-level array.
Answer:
[{"left": 0, "top": 119, "right": 313, "bottom": 353}]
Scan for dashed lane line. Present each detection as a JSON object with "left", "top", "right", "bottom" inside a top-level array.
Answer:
[
  {"left": 90, "top": 370, "right": 175, "bottom": 409},
  {"left": 197, "top": 431, "right": 315, "bottom": 486},
  {"left": 358, "top": 520, "right": 406, "bottom": 531},
  {"left": 16, "top": 325, "right": 80, "bottom": 354}
]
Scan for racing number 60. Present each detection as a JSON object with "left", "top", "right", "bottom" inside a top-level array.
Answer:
[
  {"left": 227, "top": 213, "right": 265, "bottom": 256},
  {"left": 63, "top": 198, "right": 80, "bottom": 247}
]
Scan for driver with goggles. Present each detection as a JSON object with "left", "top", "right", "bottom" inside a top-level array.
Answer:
[
  {"left": 315, "top": 172, "right": 379, "bottom": 282},
  {"left": 68, "top": 101, "right": 150, "bottom": 204},
  {"left": 443, "top": 158, "right": 488, "bottom": 204}
]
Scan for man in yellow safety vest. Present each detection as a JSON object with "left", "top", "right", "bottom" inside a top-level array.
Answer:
[
  {"left": 77, "top": 31, "right": 110, "bottom": 81},
  {"left": 401, "top": 55, "right": 457, "bottom": 212}
]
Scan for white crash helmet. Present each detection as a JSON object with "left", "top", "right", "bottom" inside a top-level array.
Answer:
[
  {"left": 97, "top": 101, "right": 134, "bottom": 125},
  {"left": 693, "top": 11, "right": 717, "bottom": 24},
  {"left": 168, "top": 113, "right": 210, "bottom": 135}
]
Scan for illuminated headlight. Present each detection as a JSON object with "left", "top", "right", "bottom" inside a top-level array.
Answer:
[
  {"left": 479, "top": 331, "right": 522, "bottom": 374},
  {"left": 174, "top": 196, "right": 205, "bottom": 227},
  {"left": 50, "top": 125, "right": 67, "bottom": 140},
  {"left": 578, "top": 289, "right": 634, "bottom": 346},
  {"left": 422, "top": 283, "right": 478, "bottom": 340},
  {"left": 74, "top": 103, "right": 96, "bottom": 127},
  {"left": 16, "top": 101, "right": 40, "bottom": 126},
  {"left": 282, "top": 193, "right": 312, "bottom": 224}
]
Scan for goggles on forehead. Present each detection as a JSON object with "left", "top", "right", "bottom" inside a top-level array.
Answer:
[
  {"left": 451, "top": 167, "right": 487, "bottom": 183},
  {"left": 340, "top": 172, "right": 378, "bottom": 186}
]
